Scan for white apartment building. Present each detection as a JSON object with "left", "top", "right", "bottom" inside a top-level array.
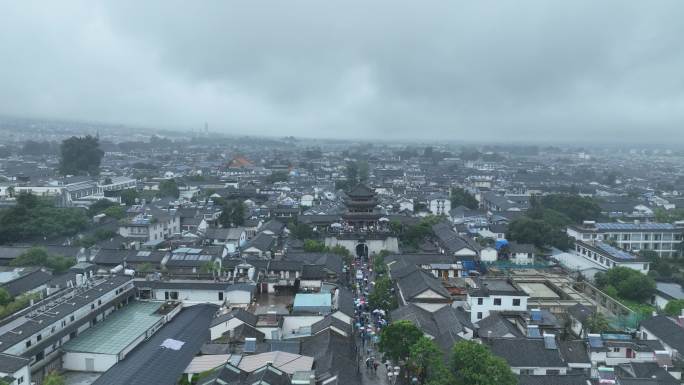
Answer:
[{"left": 567, "top": 221, "right": 684, "bottom": 257}]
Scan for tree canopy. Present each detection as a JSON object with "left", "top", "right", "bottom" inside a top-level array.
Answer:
[
  {"left": 58, "top": 135, "right": 104, "bottom": 176},
  {"left": 408, "top": 336, "right": 455, "bottom": 385},
  {"left": 379, "top": 320, "right": 423, "bottom": 361},
  {"left": 368, "top": 275, "right": 397, "bottom": 313},
  {"left": 594, "top": 267, "right": 656, "bottom": 302},
  {"left": 158, "top": 179, "right": 180, "bottom": 198},
  {"left": 43, "top": 371, "right": 66, "bottom": 385},
  {"left": 664, "top": 299, "right": 684, "bottom": 317},
  {"left": 450, "top": 340, "right": 517, "bottom": 385},
  {"left": 450, "top": 188, "right": 478, "bottom": 210},
  {"left": 536, "top": 194, "right": 602, "bottom": 224},
  {"left": 507, "top": 216, "right": 570, "bottom": 250},
  {"left": 10, "top": 247, "right": 76, "bottom": 273},
  {"left": 218, "top": 199, "right": 246, "bottom": 227},
  {"left": 0, "top": 193, "right": 88, "bottom": 244}
]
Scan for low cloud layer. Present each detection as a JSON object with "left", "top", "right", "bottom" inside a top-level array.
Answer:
[{"left": 1, "top": 1, "right": 683, "bottom": 142}]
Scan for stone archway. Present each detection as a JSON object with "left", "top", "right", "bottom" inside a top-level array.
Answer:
[{"left": 356, "top": 243, "right": 369, "bottom": 260}]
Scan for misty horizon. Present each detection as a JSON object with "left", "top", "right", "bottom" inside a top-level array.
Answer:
[{"left": 1, "top": 1, "right": 684, "bottom": 143}]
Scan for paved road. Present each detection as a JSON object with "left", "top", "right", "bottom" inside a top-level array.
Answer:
[{"left": 354, "top": 255, "right": 392, "bottom": 385}]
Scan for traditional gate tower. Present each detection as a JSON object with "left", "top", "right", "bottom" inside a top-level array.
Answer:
[{"left": 325, "top": 184, "right": 399, "bottom": 259}]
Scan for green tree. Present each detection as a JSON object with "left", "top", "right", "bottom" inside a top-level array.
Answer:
[
  {"left": 507, "top": 216, "right": 570, "bottom": 250},
  {"left": 103, "top": 205, "right": 126, "bottom": 219},
  {"left": 408, "top": 336, "right": 455, "bottom": 385},
  {"left": 450, "top": 188, "right": 478, "bottom": 210},
  {"left": 368, "top": 276, "right": 398, "bottom": 314},
  {"left": 594, "top": 267, "right": 656, "bottom": 302},
  {"left": 288, "top": 222, "right": 314, "bottom": 240},
  {"left": 218, "top": 200, "right": 246, "bottom": 227},
  {"left": 379, "top": 320, "right": 423, "bottom": 362},
  {"left": 0, "top": 288, "right": 12, "bottom": 306},
  {"left": 450, "top": 340, "right": 516, "bottom": 385},
  {"left": 58, "top": 135, "right": 104, "bottom": 176},
  {"left": 43, "top": 371, "right": 66, "bottom": 385},
  {"left": 158, "top": 179, "right": 180, "bottom": 198},
  {"left": 0, "top": 193, "right": 86, "bottom": 244},
  {"left": 664, "top": 299, "right": 684, "bottom": 316},
  {"left": 138, "top": 262, "right": 153, "bottom": 273},
  {"left": 266, "top": 171, "right": 289, "bottom": 184},
  {"left": 582, "top": 312, "right": 611, "bottom": 334},
  {"left": 87, "top": 199, "right": 117, "bottom": 217},
  {"left": 9, "top": 247, "right": 76, "bottom": 273},
  {"left": 118, "top": 189, "right": 139, "bottom": 206},
  {"left": 303, "top": 240, "right": 327, "bottom": 252},
  {"left": 345, "top": 161, "right": 359, "bottom": 184},
  {"left": 373, "top": 250, "right": 390, "bottom": 275},
  {"left": 538, "top": 194, "right": 602, "bottom": 224},
  {"left": 358, "top": 161, "right": 369, "bottom": 183}
]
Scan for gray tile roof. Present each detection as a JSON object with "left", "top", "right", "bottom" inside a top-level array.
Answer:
[
  {"left": 640, "top": 315, "right": 684, "bottom": 353},
  {"left": 1, "top": 268, "right": 53, "bottom": 296},
  {"left": 487, "top": 338, "right": 566, "bottom": 368}
]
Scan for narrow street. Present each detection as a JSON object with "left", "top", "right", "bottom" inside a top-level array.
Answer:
[{"left": 353, "top": 253, "right": 393, "bottom": 385}]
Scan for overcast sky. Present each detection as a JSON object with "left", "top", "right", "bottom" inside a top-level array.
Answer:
[{"left": 1, "top": 1, "right": 684, "bottom": 143}]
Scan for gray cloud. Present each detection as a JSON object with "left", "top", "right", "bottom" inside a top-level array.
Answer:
[{"left": 1, "top": 0, "right": 684, "bottom": 142}]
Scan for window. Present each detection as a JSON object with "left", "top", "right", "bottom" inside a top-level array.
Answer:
[
  {"left": 35, "top": 351, "right": 44, "bottom": 362},
  {"left": 513, "top": 299, "right": 521, "bottom": 306},
  {"left": 165, "top": 291, "right": 170, "bottom": 300},
  {"left": 91, "top": 304, "right": 95, "bottom": 310},
  {"left": 477, "top": 298, "right": 483, "bottom": 305},
  {"left": 493, "top": 298, "right": 502, "bottom": 306},
  {"left": 477, "top": 312, "right": 483, "bottom": 320},
  {"left": 613, "top": 347, "right": 620, "bottom": 353},
  {"left": 17, "top": 376, "right": 24, "bottom": 384},
  {"left": 218, "top": 292, "right": 224, "bottom": 301},
  {"left": 26, "top": 340, "right": 31, "bottom": 348},
  {"left": 37, "top": 334, "right": 42, "bottom": 342},
  {"left": 519, "top": 369, "right": 533, "bottom": 375},
  {"left": 98, "top": 299, "right": 102, "bottom": 306},
  {"left": 70, "top": 315, "right": 75, "bottom": 322},
  {"left": 546, "top": 370, "right": 560, "bottom": 375}
]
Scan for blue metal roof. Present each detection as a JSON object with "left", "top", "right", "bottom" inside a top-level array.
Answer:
[{"left": 293, "top": 293, "right": 331, "bottom": 308}]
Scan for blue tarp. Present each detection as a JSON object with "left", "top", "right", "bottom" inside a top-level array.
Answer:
[{"left": 495, "top": 239, "right": 509, "bottom": 250}]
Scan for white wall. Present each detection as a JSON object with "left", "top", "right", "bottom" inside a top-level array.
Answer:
[
  {"left": 63, "top": 352, "right": 118, "bottom": 372},
  {"left": 0, "top": 365, "right": 30, "bottom": 385},
  {"left": 210, "top": 318, "right": 244, "bottom": 340},
  {"left": 468, "top": 294, "right": 528, "bottom": 323}
]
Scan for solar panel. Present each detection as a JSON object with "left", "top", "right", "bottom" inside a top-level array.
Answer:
[
  {"left": 527, "top": 326, "right": 541, "bottom": 338},
  {"left": 543, "top": 334, "right": 557, "bottom": 350},
  {"left": 596, "top": 242, "right": 636, "bottom": 260},
  {"left": 244, "top": 338, "right": 257, "bottom": 353},
  {"left": 588, "top": 334, "right": 603, "bottom": 348},
  {"left": 531, "top": 309, "right": 542, "bottom": 321},
  {"left": 596, "top": 222, "right": 674, "bottom": 231},
  {"left": 137, "top": 251, "right": 151, "bottom": 257}
]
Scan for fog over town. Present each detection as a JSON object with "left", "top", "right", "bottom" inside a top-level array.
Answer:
[{"left": 1, "top": 2, "right": 684, "bottom": 385}]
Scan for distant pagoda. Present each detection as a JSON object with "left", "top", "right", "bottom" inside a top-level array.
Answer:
[{"left": 343, "top": 184, "right": 381, "bottom": 229}]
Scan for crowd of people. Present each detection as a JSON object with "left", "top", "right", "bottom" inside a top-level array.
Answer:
[{"left": 352, "top": 253, "right": 393, "bottom": 382}]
